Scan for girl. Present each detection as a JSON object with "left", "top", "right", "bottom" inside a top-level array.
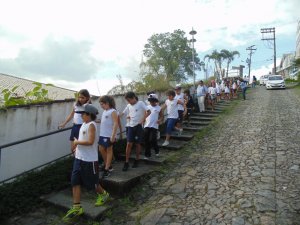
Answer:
[
  {"left": 62, "top": 104, "right": 109, "bottom": 222},
  {"left": 161, "top": 90, "right": 183, "bottom": 146},
  {"left": 224, "top": 83, "right": 230, "bottom": 101},
  {"left": 208, "top": 83, "right": 217, "bottom": 111},
  {"left": 183, "top": 89, "right": 194, "bottom": 126},
  {"left": 216, "top": 82, "right": 221, "bottom": 102},
  {"left": 174, "top": 85, "right": 185, "bottom": 134},
  {"left": 59, "top": 89, "right": 91, "bottom": 153},
  {"left": 98, "top": 95, "right": 118, "bottom": 178},
  {"left": 120, "top": 92, "right": 149, "bottom": 171},
  {"left": 232, "top": 81, "right": 237, "bottom": 98},
  {"left": 144, "top": 93, "right": 163, "bottom": 158}
]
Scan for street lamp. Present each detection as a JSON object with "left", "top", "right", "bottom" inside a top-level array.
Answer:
[{"left": 189, "top": 28, "right": 197, "bottom": 88}]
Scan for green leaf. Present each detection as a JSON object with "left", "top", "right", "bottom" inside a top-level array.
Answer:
[
  {"left": 25, "top": 91, "right": 34, "bottom": 97},
  {"left": 32, "top": 82, "right": 42, "bottom": 87},
  {"left": 32, "top": 86, "right": 41, "bottom": 92},
  {"left": 11, "top": 86, "right": 19, "bottom": 92},
  {"left": 45, "top": 83, "right": 54, "bottom": 87},
  {"left": 1, "top": 89, "right": 9, "bottom": 94}
]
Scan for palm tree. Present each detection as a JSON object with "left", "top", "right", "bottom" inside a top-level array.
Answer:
[
  {"left": 204, "top": 50, "right": 225, "bottom": 80},
  {"left": 221, "top": 49, "right": 240, "bottom": 78}
]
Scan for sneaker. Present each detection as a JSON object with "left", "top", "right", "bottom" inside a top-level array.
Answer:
[
  {"left": 178, "top": 129, "right": 183, "bottom": 136},
  {"left": 62, "top": 206, "right": 84, "bottom": 222},
  {"left": 132, "top": 159, "right": 139, "bottom": 168},
  {"left": 99, "top": 164, "right": 105, "bottom": 171},
  {"left": 144, "top": 156, "right": 150, "bottom": 160},
  {"left": 108, "top": 166, "right": 114, "bottom": 172},
  {"left": 95, "top": 191, "right": 110, "bottom": 206},
  {"left": 102, "top": 170, "right": 111, "bottom": 179},
  {"left": 155, "top": 153, "right": 160, "bottom": 157},
  {"left": 122, "top": 162, "right": 129, "bottom": 171},
  {"left": 162, "top": 141, "right": 169, "bottom": 146}
]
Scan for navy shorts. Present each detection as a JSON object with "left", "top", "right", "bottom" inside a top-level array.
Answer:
[
  {"left": 127, "top": 124, "right": 143, "bottom": 143},
  {"left": 98, "top": 136, "right": 113, "bottom": 148},
  {"left": 177, "top": 110, "right": 184, "bottom": 123},
  {"left": 71, "top": 158, "right": 99, "bottom": 190},
  {"left": 69, "top": 124, "right": 82, "bottom": 141},
  {"left": 166, "top": 118, "right": 177, "bottom": 135}
]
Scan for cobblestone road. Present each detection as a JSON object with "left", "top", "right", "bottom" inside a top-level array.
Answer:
[{"left": 129, "top": 87, "right": 300, "bottom": 225}]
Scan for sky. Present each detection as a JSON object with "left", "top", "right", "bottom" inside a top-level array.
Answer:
[{"left": 0, "top": 0, "right": 299, "bottom": 95}]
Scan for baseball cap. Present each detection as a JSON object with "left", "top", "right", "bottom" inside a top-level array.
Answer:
[
  {"left": 175, "top": 84, "right": 181, "bottom": 90},
  {"left": 78, "top": 104, "right": 99, "bottom": 115},
  {"left": 148, "top": 93, "right": 158, "bottom": 102}
]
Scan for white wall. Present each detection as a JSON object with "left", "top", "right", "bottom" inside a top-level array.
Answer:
[{"left": 0, "top": 92, "right": 168, "bottom": 182}]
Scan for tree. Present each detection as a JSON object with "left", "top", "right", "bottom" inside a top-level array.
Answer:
[
  {"left": 221, "top": 49, "right": 240, "bottom": 78},
  {"left": 142, "top": 29, "right": 200, "bottom": 83},
  {"left": 204, "top": 50, "right": 225, "bottom": 80}
]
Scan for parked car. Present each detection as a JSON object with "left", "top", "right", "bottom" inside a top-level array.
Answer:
[
  {"left": 259, "top": 75, "right": 269, "bottom": 86},
  {"left": 265, "top": 75, "right": 285, "bottom": 90}
]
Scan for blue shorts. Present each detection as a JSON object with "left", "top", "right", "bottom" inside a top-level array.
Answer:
[
  {"left": 98, "top": 136, "right": 113, "bottom": 148},
  {"left": 69, "top": 124, "right": 82, "bottom": 141},
  {"left": 127, "top": 124, "right": 143, "bottom": 143},
  {"left": 71, "top": 158, "right": 99, "bottom": 190},
  {"left": 166, "top": 118, "right": 177, "bottom": 135},
  {"left": 177, "top": 110, "right": 184, "bottom": 123}
]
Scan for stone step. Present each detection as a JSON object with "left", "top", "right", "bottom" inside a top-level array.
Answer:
[
  {"left": 189, "top": 120, "right": 211, "bottom": 126},
  {"left": 41, "top": 189, "right": 112, "bottom": 220},
  {"left": 100, "top": 160, "right": 158, "bottom": 196},
  {"left": 160, "top": 131, "right": 194, "bottom": 141},
  {"left": 182, "top": 125, "right": 206, "bottom": 132},
  {"left": 192, "top": 112, "right": 219, "bottom": 117},
  {"left": 188, "top": 116, "right": 214, "bottom": 121},
  {"left": 157, "top": 139, "right": 187, "bottom": 150}
]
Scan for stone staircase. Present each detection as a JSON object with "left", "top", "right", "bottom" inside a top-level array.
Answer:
[{"left": 42, "top": 100, "right": 233, "bottom": 219}]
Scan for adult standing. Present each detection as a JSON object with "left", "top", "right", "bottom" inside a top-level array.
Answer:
[
  {"left": 196, "top": 80, "right": 207, "bottom": 112},
  {"left": 239, "top": 78, "right": 247, "bottom": 100},
  {"left": 252, "top": 76, "right": 257, "bottom": 88}
]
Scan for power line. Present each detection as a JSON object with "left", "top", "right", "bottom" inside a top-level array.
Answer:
[{"left": 246, "top": 45, "right": 257, "bottom": 77}]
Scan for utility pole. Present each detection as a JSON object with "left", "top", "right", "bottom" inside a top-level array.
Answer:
[
  {"left": 261, "top": 27, "right": 276, "bottom": 74},
  {"left": 246, "top": 45, "right": 257, "bottom": 79},
  {"left": 189, "top": 28, "right": 197, "bottom": 89}
]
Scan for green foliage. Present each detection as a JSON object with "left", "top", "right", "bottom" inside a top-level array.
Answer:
[
  {"left": 0, "top": 158, "right": 73, "bottom": 220},
  {"left": 141, "top": 29, "right": 200, "bottom": 82},
  {"left": 1, "top": 83, "right": 54, "bottom": 108}
]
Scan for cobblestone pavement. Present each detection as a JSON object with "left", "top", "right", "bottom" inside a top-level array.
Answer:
[{"left": 127, "top": 87, "right": 300, "bottom": 225}]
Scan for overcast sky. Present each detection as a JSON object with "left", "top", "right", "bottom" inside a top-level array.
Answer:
[{"left": 0, "top": 0, "right": 299, "bottom": 95}]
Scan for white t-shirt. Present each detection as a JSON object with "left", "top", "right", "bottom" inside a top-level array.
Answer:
[
  {"left": 75, "top": 121, "right": 98, "bottom": 162},
  {"left": 124, "top": 101, "right": 147, "bottom": 127},
  {"left": 232, "top": 82, "right": 237, "bottom": 89},
  {"left": 208, "top": 87, "right": 216, "bottom": 95},
  {"left": 175, "top": 93, "right": 184, "bottom": 111},
  {"left": 73, "top": 104, "right": 85, "bottom": 124},
  {"left": 225, "top": 86, "right": 230, "bottom": 93},
  {"left": 144, "top": 105, "right": 161, "bottom": 129},
  {"left": 165, "top": 99, "right": 178, "bottom": 119},
  {"left": 100, "top": 108, "right": 116, "bottom": 137}
]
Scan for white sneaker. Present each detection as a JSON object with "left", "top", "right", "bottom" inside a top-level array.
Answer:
[
  {"left": 155, "top": 153, "right": 160, "bottom": 157},
  {"left": 162, "top": 141, "right": 169, "bottom": 146},
  {"left": 178, "top": 129, "right": 183, "bottom": 136},
  {"left": 144, "top": 156, "right": 149, "bottom": 160}
]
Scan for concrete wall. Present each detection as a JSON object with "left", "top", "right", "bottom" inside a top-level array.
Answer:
[{"left": 0, "top": 92, "right": 168, "bottom": 182}]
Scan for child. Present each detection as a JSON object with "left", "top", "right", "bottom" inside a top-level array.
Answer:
[
  {"left": 59, "top": 89, "right": 91, "bottom": 153},
  {"left": 62, "top": 104, "right": 109, "bottom": 223},
  {"left": 121, "top": 92, "right": 149, "bottom": 171},
  {"left": 161, "top": 90, "right": 183, "bottom": 146},
  {"left": 224, "top": 83, "right": 230, "bottom": 101},
  {"left": 144, "top": 93, "right": 163, "bottom": 158},
  {"left": 98, "top": 95, "right": 118, "bottom": 178},
  {"left": 232, "top": 81, "right": 237, "bottom": 98},
  {"left": 208, "top": 83, "right": 217, "bottom": 111},
  {"left": 174, "top": 85, "right": 185, "bottom": 134},
  {"left": 183, "top": 89, "right": 194, "bottom": 126},
  {"left": 216, "top": 82, "right": 221, "bottom": 102}
]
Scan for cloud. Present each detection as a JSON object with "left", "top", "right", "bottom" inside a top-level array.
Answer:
[{"left": 0, "top": 36, "right": 101, "bottom": 82}]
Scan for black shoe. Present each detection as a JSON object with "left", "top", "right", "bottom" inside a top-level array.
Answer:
[
  {"left": 99, "top": 164, "right": 105, "bottom": 172},
  {"left": 102, "top": 170, "right": 111, "bottom": 178},
  {"left": 122, "top": 162, "right": 129, "bottom": 171},
  {"left": 132, "top": 159, "right": 139, "bottom": 168}
]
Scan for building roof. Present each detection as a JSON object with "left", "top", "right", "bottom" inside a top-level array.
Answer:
[{"left": 0, "top": 73, "right": 77, "bottom": 101}]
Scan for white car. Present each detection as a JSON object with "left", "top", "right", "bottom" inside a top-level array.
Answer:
[
  {"left": 259, "top": 75, "right": 269, "bottom": 86},
  {"left": 265, "top": 75, "right": 285, "bottom": 90}
]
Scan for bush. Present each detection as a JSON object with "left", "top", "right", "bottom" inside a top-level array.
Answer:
[{"left": 0, "top": 158, "right": 73, "bottom": 220}]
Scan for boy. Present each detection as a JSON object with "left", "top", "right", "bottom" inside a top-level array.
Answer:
[
  {"left": 62, "top": 104, "right": 109, "bottom": 222},
  {"left": 121, "top": 92, "right": 149, "bottom": 171}
]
